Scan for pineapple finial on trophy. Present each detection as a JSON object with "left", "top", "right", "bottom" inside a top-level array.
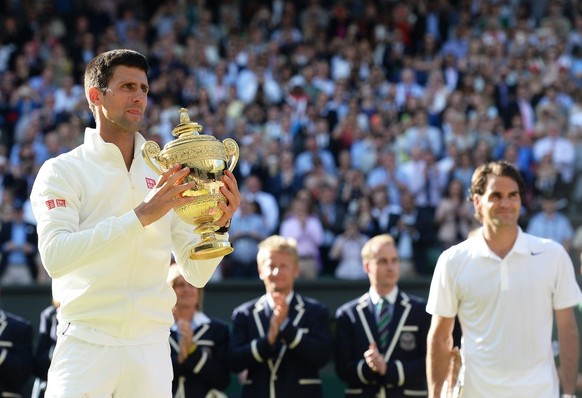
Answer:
[{"left": 172, "top": 108, "right": 203, "bottom": 138}]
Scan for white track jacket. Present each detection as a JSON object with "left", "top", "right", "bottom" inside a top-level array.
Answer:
[{"left": 30, "top": 128, "right": 223, "bottom": 341}]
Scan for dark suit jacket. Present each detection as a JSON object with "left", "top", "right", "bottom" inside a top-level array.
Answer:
[
  {"left": 169, "top": 317, "right": 230, "bottom": 398},
  {"left": 0, "top": 309, "right": 34, "bottom": 397},
  {"left": 0, "top": 220, "right": 39, "bottom": 280},
  {"left": 229, "top": 293, "right": 332, "bottom": 398},
  {"left": 32, "top": 304, "right": 58, "bottom": 398},
  {"left": 335, "top": 291, "right": 430, "bottom": 398}
]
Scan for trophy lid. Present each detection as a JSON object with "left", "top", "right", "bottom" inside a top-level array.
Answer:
[{"left": 168, "top": 108, "right": 215, "bottom": 145}]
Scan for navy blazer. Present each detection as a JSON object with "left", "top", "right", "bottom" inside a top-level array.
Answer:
[
  {"left": 335, "top": 291, "right": 430, "bottom": 398},
  {"left": 229, "top": 293, "right": 332, "bottom": 398},
  {"left": 169, "top": 317, "right": 230, "bottom": 398},
  {"left": 32, "top": 304, "right": 58, "bottom": 398},
  {"left": 0, "top": 309, "right": 34, "bottom": 397}
]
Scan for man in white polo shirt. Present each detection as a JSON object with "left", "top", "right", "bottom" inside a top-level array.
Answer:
[{"left": 426, "top": 160, "right": 582, "bottom": 398}]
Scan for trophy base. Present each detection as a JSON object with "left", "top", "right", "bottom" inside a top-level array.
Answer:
[{"left": 189, "top": 240, "right": 234, "bottom": 260}]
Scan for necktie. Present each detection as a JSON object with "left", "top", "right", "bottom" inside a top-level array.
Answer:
[{"left": 377, "top": 298, "right": 391, "bottom": 352}]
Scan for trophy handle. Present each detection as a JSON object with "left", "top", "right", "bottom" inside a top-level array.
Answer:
[
  {"left": 222, "top": 138, "right": 239, "bottom": 172},
  {"left": 141, "top": 141, "right": 164, "bottom": 175}
]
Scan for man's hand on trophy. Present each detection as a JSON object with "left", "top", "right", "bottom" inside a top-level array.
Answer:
[
  {"left": 135, "top": 163, "right": 197, "bottom": 226},
  {"left": 216, "top": 169, "right": 240, "bottom": 227}
]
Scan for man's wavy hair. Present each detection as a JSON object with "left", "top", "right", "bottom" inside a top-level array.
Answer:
[{"left": 469, "top": 160, "right": 526, "bottom": 222}]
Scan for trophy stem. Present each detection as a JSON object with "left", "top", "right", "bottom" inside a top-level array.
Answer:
[{"left": 189, "top": 223, "right": 234, "bottom": 260}]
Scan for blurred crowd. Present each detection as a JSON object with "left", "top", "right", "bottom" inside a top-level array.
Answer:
[{"left": 2, "top": 0, "right": 582, "bottom": 283}]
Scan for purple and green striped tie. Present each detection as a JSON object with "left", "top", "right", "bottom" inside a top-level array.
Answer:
[{"left": 377, "top": 298, "right": 391, "bottom": 352}]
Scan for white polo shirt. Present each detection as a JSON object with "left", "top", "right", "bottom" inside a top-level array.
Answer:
[{"left": 427, "top": 227, "right": 582, "bottom": 398}]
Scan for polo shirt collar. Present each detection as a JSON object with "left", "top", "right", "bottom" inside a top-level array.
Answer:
[{"left": 473, "top": 227, "right": 529, "bottom": 258}]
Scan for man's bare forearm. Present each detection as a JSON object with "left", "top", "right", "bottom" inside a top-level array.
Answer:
[
  {"left": 557, "top": 308, "right": 580, "bottom": 394},
  {"left": 427, "top": 318, "right": 454, "bottom": 398}
]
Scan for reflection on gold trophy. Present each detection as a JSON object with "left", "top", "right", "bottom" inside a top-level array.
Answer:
[{"left": 141, "top": 108, "right": 239, "bottom": 260}]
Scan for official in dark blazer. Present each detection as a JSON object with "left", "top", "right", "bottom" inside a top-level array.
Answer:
[
  {"left": 335, "top": 234, "right": 430, "bottom": 398},
  {"left": 228, "top": 235, "right": 333, "bottom": 398},
  {"left": 32, "top": 302, "right": 59, "bottom": 398},
  {"left": 0, "top": 204, "right": 39, "bottom": 282},
  {"left": 167, "top": 264, "right": 230, "bottom": 398},
  {"left": 0, "top": 308, "right": 34, "bottom": 397}
]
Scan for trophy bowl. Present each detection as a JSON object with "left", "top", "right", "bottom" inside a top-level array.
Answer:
[{"left": 141, "top": 108, "right": 239, "bottom": 260}]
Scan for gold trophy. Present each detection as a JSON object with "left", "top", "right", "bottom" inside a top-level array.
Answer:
[{"left": 141, "top": 108, "right": 239, "bottom": 260}]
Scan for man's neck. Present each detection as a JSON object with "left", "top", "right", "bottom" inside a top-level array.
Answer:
[
  {"left": 483, "top": 225, "right": 518, "bottom": 259},
  {"left": 97, "top": 123, "right": 136, "bottom": 170}
]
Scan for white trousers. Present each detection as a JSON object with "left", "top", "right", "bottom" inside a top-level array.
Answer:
[{"left": 45, "top": 332, "right": 172, "bottom": 398}]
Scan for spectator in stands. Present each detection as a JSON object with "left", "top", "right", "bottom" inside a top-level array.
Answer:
[
  {"left": 303, "top": 156, "right": 339, "bottom": 200},
  {"left": 241, "top": 173, "right": 279, "bottom": 235},
  {"left": 367, "top": 149, "right": 407, "bottom": 207},
  {"left": 2, "top": 0, "right": 582, "bottom": 295},
  {"left": 533, "top": 118, "right": 576, "bottom": 184},
  {"left": 370, "top": 186, "right": 399, "bottom": 235},
  {"left": 402, "top": 108, "right": 443, "bottom": 158},
  {"left": 434, "top": 178, "right": 477, "bottom": 250},
  {"left": 329, "top": 216, "right": 368, "bottom": 280},
  {"left": 506, "top": 82, "right": 537, "bottom": 136},
  {"left": 228, "top": 235, "right": 332, "bottom": 398},
  {"left": 0, "top": 200, "right": 39, "bottom": 285},
  {"left": 294, "top": 135, "right": 337, "bottom": 178},
  {"left": 526, "top": 192, "right": 574, "bottom": 251},
  {"left": 400, "top": 148, "right": 446, "bottom": 227},
  {"left": 389, "top": 190, "right": 437, "bottom": 276},
  {"left": 279, "top": 197, "right": 324, "bottom": 279},
  {"left": 443, "top": 110, "right": 475, "bottom": 153},
  {"left": 394, "top": 67, "right": 425, "bottom": 110},
  {"left": 315, "top": 183, "right": 346, "bottom": 276},
  {"left": 337, "top": 165, "right": 369, "bottom": 212},
  {"left": 225, "top": 195, "right": 267, "bottom": 279},
  {"left": 533, "top": 152, "right": 569, "bottom": 200},
  {"left": 265, "top": 149, "right": 304, "bottom": 214}
]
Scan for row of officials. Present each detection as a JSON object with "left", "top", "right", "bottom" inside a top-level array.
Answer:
[
  {"left": 4, "top": 234, "right": 432, "bottom": 398},
  {"left": 4, "top": 224, "right": 581, "bottom": 398}
]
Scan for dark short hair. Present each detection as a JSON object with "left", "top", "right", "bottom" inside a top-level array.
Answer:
[
  {"left": 84, "top": 49, "right": 148, "bottom": 115},
  {"left": 470, "top": 160, "right": 526, "bottom": 199}
]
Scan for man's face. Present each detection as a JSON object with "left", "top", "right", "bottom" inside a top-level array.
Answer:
[
  {"left": 474, "top": 175, "right": 521, "bottom": 228},
  {"left": 172, "top": 275, "right": 200, "bottom": 310},
  {"left": 98, "top": 65, "right": 148, "bottom": 133},
  {"left": 258, "top": 250, "right": 299, "bottom": 296},
  {"left": 364, "top": 243, "right": 400, "bottom": 294}
]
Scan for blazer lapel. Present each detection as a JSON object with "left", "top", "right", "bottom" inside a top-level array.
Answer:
[
  {"left": 290, "top": 293, "right": 305, "bottom": 327},
  {"left": 0, "top": 310, "right": 7, "bottom": 336},
  {"left": 383, "top": 292, "right": 412, "bottom": 360},
  {"left": 355, "top": 293, "right": 377, "bottom": 345},
  {"left": 252, "top": 295, "right": 270, "bottom": 338},
  {"left": 193, "top": 323, "right": 210, "bottom": 342}
]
